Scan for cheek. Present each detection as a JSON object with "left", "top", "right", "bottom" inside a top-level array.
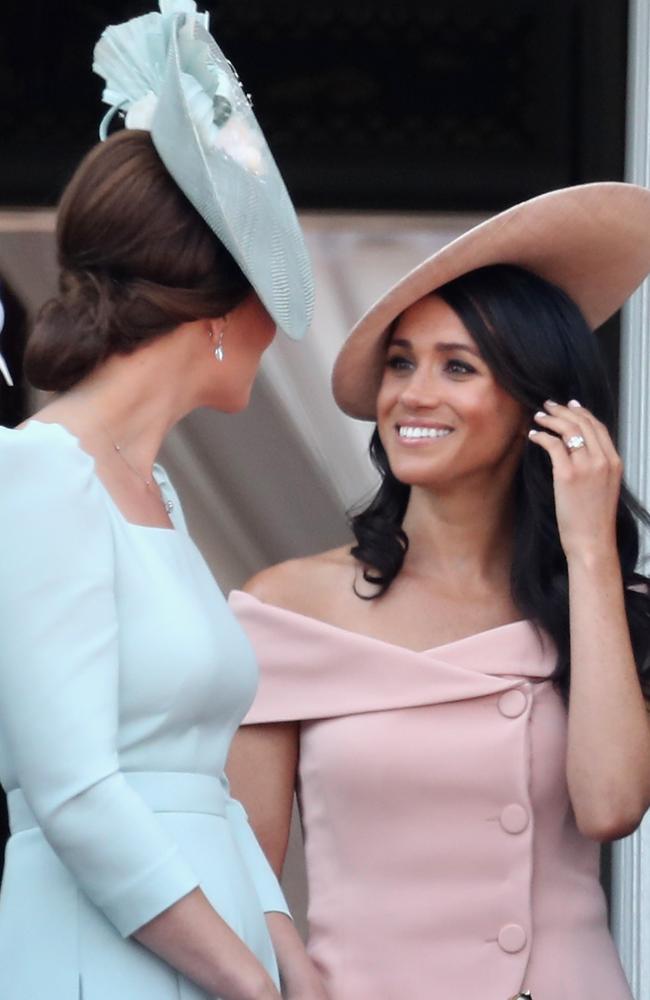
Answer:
[
  {"left": 263, "top": 316, "right": 277, "bottom": 349},
  {"left": 251, "top": 298, "right": 276, "bottom": 351},
  {"left": 239, "top": 318, "right": 275, "bottom": 373},
  {"left": 376, "top": 374, "right": 399, "bottom": 421},
  {"left": 252, "top": 319, "right": 275, "bottom": 356},
  {"left": 207, "top": 344, "right": 262, "bottom": 413},
  {"left": 475, "top": 393, "right": 527, "bottom": 443}
]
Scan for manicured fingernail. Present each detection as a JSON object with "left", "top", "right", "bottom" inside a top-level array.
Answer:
[
  {"left": 545, "top": 400, "right": 558, "bottom": 407},
  {"left": 568, "top": 399, "right": 582, "bottom": 408},
  {"left": 528, "top": 429, "right": 538, "bottom": 437},
  {"left": 534, "top": 410, "right": 547, "bottom": 420}
]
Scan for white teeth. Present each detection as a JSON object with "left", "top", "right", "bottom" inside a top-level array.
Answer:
[{"left": 399, "top": 426, "right": 452, "bottom": 439}]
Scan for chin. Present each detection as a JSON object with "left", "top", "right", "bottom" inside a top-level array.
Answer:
[
  {"left": 210, "top": 395, "right": 250, "bottom": 414},
  {"left": 387, "top": 453, "right": 447, "bottom": 484},
  {"left": 397, "top": 473, "right": 449, "bottom": 490},
  {"left": 204, "top": 380, "right": 254, "bottom": 414}
]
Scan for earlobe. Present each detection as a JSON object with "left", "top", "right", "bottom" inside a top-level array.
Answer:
[{"left": 208, "top": 317, "right": 226, "bottom": 339}]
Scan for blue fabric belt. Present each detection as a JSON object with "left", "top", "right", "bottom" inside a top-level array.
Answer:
[{"left": 7, "top": 770, "right": 228, "bottom": 834}]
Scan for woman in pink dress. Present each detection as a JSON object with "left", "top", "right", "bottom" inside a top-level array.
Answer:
[{"left": 227, "top": 184, "right": 650, "bottom": 1000}]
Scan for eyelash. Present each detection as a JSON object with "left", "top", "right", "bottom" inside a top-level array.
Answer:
[
  {"left": 385, "top": 355, "right": 412, "bottom": 371},
  {"left": 445, "top": 359, "right": 477, "bottom": 375},
  {"left": 385, "top": 355, "right": 477, "bottom": 376}
]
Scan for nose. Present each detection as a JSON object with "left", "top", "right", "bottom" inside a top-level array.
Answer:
[{"left": 399, "top": 366, "right": 441, "bottom": 410}]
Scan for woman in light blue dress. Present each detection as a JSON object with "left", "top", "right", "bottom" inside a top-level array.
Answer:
[{"left": 0, "top": 4, "right": 327, "bottom": 999}]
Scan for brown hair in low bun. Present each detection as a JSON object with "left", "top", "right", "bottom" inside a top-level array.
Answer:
[{"left": 25, "top": 130, "right": 251, "bottom": 391}]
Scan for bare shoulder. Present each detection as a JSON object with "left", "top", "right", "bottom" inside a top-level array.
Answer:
[{"left": 243, "top": 545, "right": 357, "bottom": 619}]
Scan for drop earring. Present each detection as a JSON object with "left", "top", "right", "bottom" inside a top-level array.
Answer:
[
  {"left": 210, "top": 321, "right": 226, "bottom": 362},
  {"left": 214, "top": 329, "right": 225, "bottom": 362}
]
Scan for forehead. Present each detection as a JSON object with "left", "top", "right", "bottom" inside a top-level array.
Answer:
[{"left": 391, "top": 294, "right": 475, "bottom": 348}]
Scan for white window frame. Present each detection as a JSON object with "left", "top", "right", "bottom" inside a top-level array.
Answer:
[{"left": 611, "top": 1, "right": 650, "bottom": 993}]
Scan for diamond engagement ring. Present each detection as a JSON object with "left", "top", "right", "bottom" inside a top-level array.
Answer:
[{"left": 566, "top": 434, "right": 586, "bottom": 452}]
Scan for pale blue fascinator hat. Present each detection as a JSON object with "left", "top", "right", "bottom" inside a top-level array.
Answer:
[{"left": 93, "top": 0, "right": 314, "bottom": 341}]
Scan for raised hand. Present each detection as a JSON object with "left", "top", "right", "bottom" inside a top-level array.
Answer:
[{"left": 528, "top": 399, "right": 622, "bottom": 561}]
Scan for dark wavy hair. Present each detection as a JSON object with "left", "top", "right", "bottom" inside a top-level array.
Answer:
[{"left": 350, "top": 263, "right": 650, "bottom": 699}]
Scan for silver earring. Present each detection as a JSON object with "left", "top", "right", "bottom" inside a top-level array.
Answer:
[{"left": 214, "top": 329, "right": 225, "bottom": 362}]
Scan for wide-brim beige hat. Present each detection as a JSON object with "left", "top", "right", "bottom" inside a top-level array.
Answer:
[{"left": 333, "top": 182, "right": 650, "bottom": 420}]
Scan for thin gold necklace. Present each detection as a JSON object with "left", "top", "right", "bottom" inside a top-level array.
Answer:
[{"left": 100, "top": 423, "right": 174, "bottom": 516}]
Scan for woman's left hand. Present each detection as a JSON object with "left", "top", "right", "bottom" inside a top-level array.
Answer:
[
  {"left": 528, "top": 399, "right": 623, "bottom": 561},
  {"left": 264, "top": 912, "right": 330, "bottom": 1000}
]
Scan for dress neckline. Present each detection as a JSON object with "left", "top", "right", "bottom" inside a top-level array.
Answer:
[
  {"left": 24, "top": 420, "right": 179, "bottom": 535},
  {"left": 229, "top": 588, "right": 535, "bottom": 658}
]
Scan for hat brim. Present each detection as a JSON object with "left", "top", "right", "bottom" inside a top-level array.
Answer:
[
  {"left": 332, "top": 182, "right": 650, "bottom": 419},
  {"left": 154, "top": 18, "right": 314, "bottom": 341}
]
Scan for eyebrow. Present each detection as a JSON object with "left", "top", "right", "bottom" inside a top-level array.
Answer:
[{"left": 389, "top": 337, "right": 481, "bottom": 358}]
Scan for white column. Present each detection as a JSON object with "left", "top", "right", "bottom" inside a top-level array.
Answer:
[{"left": 611, "top": 1, "right": 650, "bottom": 994}]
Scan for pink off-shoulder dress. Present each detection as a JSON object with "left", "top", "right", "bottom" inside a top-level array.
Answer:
[{"left": 230, "top": 590, "right": 634, "bottom": 1000}]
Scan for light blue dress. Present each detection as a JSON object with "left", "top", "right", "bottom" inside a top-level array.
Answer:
[{"left": 0, "top": 421, "right": 288, "bottom": 999}]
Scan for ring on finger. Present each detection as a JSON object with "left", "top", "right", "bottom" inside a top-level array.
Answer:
[{"left": 565, "top": 434, "right": 586, "bottom": 452}]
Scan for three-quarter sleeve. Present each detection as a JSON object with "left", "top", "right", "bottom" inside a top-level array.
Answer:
[
  {"left": 0, "top": 425, "right": 199, "bottom": 936},
  {"left": 220, "top": 774, "right": 290, "bottom": 917}
]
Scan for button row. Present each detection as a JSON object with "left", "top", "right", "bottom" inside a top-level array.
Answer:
[{"left": 495, "top": 687, "right": 530, "bottom": 956}]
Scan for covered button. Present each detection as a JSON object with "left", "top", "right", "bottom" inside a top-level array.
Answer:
[
  {"left": 498, "top": 923, "right": 527, "bottom": 953},
  {"left": 498, "top": 689, "right": 528, "bottom": 718},
  {"left": 500, "top": 803, "right": 529, "bottom": 834}
]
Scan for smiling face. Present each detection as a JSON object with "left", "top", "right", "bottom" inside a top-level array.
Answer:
[{"left": 376, "top": 294, "right": 528, "bottom": 491}]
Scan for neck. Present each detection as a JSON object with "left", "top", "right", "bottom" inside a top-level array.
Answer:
[
  {"left": 401, "top": 470, "right": 517, "bottom": 589},
  {"left": 47, "top": 333, "right": 200, "bottom": 472}
]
